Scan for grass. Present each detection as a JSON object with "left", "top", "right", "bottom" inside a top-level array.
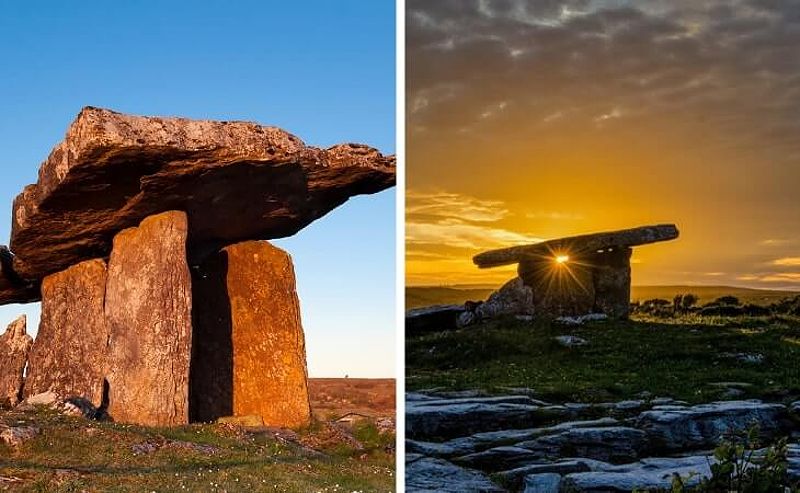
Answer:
[
  {"left": 0, "top": 408, "right": 395, "bottom": 493},
  {"left": 406, "top": 314, "right": 800, "bottom": 404}
]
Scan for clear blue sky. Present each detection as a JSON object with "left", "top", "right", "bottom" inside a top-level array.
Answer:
[{"left": 0, "top": 1, "right": 396, "bottom": 377}]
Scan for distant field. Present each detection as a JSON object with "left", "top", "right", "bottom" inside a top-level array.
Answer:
[
  {"left": 308, "top": 378, "right": 395, "bottom": 420},
  {"left": 407, "top": 284, "right": 798, "bottom": 310}
]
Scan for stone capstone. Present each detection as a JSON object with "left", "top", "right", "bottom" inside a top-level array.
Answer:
[
  {"left": 105, "top": 210, "right": 193, "bottom": 427},
  {"left": 24, "top": 259, "right": 109, "bottom": 407},
  {"left": 0, "top": 315, "right": 32, "bottom": 407},
  {"left": 5, "top": 106, "right": 395, "bottom": 298},
  {"left": 191, "top": 240, "right": 311, "bottom": 428}
]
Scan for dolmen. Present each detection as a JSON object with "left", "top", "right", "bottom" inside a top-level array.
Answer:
[
  {"left": 0, "top": 107, "right": 395, "bottom": 428},
  {"left": 409, "top": 225, "right": 678, "bottom": 333}
]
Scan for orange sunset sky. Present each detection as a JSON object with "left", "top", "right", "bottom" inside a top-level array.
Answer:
[{"left": 406, "top": 0, "right": 800, "bottom": 289}]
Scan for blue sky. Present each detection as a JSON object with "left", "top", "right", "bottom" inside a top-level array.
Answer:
[{"left": 0, "top": 1, "right": 396, "bottom": 377}]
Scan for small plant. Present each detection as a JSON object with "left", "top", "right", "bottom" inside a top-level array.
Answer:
[{"left": 694, "top": 425, "right": 789, "bottom": 492}]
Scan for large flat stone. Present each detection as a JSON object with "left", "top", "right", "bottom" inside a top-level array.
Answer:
[
  {"left": 636, "top": 400, "right": 788, "bottom": 452},
  {"left": 191, "top": 240, "right": 311, "bottom": 429},
  {"left": 407, "top": 396, "right": 567, "bottom": 440},
  {"left": 105, "top": 211, "right": 192, "bottom": 426},
  {"left": 0, "top": 315, "right": 32, "bottom": 407},
  {"left": 562, "top": 456, "right": 713, "bottom": 491},
  {"left": 7, "top": 106, "right": 395, "bottom": 293},
  {"left": 406, "top": 455, "right": 505, "bottom": 493},
  {"left": 24, "top": 259, "right": 109, "bottom": 407},
  {"left": 474, "top": 224, "right": 678, "bottom": 269}
]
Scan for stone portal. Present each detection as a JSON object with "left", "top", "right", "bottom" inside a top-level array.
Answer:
[
  {"left": 472, "top": 225, "right": 678, "bottom": 319},
  {"left": 0, "top": 108, "right": 395, "bottom": 428}
]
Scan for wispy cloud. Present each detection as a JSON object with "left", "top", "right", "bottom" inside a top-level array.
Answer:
[
  {"left": 737, "top": 272, "right": 800, "bottom": 284},
  {"left": 407, "top": 190, "right": 543, "bottom": 250},
  {"left": 407, "top": 190, "right": 509, "bottom": 222},
  {"left": 773, "top": 257, "right": 800, "bottom": 267},
  {"left": 525, "top": 210, "right": 585, "bottom": 221},
  {"left": 407, "top": 218, "right": 542, "bottom": 250}
]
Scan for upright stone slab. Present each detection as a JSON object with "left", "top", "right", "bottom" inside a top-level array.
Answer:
[
  {"left": 0, "top": 315, "right": 32, "bottom": 407},
  {"left": 591, "top": 247, "right": 632, "bottom": 318},
  {"left": 24, "top": 259, "right": 109, "bottom": 406},
  {"left": 105, "top": 211, "right": 192, "bottom": 426},
  {"left": 191, "top": 240, "right": 311, "bottom": 429}
]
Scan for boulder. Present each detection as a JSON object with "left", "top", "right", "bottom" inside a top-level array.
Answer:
[
  {"left": 406, "top": 455, "right": 505, "bottom": 493},
  {"left": 7, "top": 107, "right": 395, "bottom": 291},
  {"left": 0, "top": 315, "right": 32, "bottom": 407},
  {"left": 406, "top": 305, "right": 465, "bottom": 336},
  {"left": 636, "top": 400, "right": 788, "bottom": 452},
  {"left": 471, "top": 277, "right": 535, "bottom": 321},
  {"left": 105, "top": 211, "right": 192, "bottom": 426},
  {"left": 24, "top": 259, "right": 109, "bottom": 407},
  {"left": 191, "top": 240, "right": 311, "bottom": 429}
]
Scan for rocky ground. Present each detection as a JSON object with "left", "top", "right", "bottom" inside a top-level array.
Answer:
[
  {"left": 0, "top": 378, "right": 395, "bottom": 493},
  {"left": 406, "top": 313, "right": 800, "bottom": 491},
  {"left": 406, "top": 392, "right": 800, "bottom": 492}
]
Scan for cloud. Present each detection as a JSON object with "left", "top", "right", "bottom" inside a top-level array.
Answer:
[
  {"left": 407, "top": 190, "right": 510, "bottom": 222},
  {"left": 407, "top": 190, "right": 544, "bottom": 251},
  {"left": 407, "top": 0, "right": 800, "bottom": 156},
  {"left": 773, "top": 257, "right": 800, "bottom": 266},
  {"left": 736, "top": 272, "right": 800, "bottom": 283},
  {"left": 525, "top": 210, "right": 585, "bottom": 220}
]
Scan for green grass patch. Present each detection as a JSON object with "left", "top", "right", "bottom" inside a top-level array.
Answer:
[
  {"left": 406, "top": 314, "right": 800, "bottom": 404},
  {"left": 0, "top": 409, "right": 394, "bottom": 492}
]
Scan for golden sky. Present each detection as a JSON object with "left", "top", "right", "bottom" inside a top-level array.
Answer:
[{"left": 406, "top": 0, "right": 800, "bottom": 289}]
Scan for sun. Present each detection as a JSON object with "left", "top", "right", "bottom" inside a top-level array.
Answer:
[{"left": 555, "top": 254, "right": 570, "bottom": 264}]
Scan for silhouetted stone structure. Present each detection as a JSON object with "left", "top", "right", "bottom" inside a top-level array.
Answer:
[
  {"left": 471, "top": 225, "right": 679, "bottom": 319},
  {"left": 0, "top": 108, "right": 394, "bottom": 427}
]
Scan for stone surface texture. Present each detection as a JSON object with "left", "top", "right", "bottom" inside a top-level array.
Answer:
[
  {"left": 24, "top": 259, "right": 109, "bottom": 406},
  {"left": 191, "top": 240, "right": 311, "bottom": 429},
  {"left": 405, "top": 392, "right": 796, "bottom": 492},
  {"left": 7, "top": 106, "right": 395, "bottom": 293},
  {"left": 406, "top": 455, "right": 505, "bottom": 493},
  {"left": 0, "top": 315, "right": 32, "bottom": 407},
  {"left": 105, "top": 211, "right": 192, "bottom": 426}
]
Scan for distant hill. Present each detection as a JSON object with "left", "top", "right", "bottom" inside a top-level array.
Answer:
[
  {"left": 406, "top": 286, "right": 496, "bottom": 310},
  {"left": 406, "top": 284, "right": 798, "bottom": 310}
]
